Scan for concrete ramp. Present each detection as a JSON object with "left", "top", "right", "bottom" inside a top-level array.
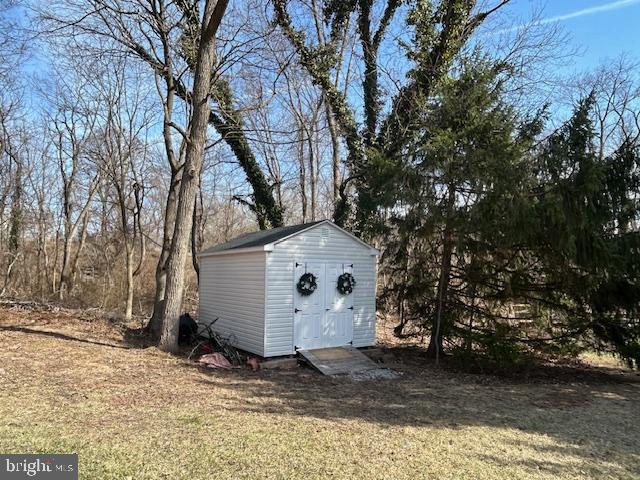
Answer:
[{"left": 298, "top": 346, "right": 380, "bottom": 376}]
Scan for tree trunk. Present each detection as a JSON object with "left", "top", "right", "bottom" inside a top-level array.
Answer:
[
  {"left": 69, "top": 212, "right": 89, "bottom": 292},
  {"left": 51, "top": 229, "right": 60, "bottom": 294},
  {"left": 58, "top": 230, "right": 72, "bottom": 300},
  {"left": 36, "top": 210, "right": 45, "bottom": 300},
  {"left": 306, "top": 131, "right": 317, "bottom": 221},
  {"left": 333, "top": 181, "right": 350, "bottom": 227},
  {"left": 426, "top": 186, "right": 456, "bottom": 362},
  {"left": 325, "top": 101, "right": 341, "bottom": 211},
  {"left": 58, "top": 177, "right": 97, "bottom": 300},
  {"left": 148, "top": 170, "right": 180, "bottom": 336},
  {"left": 357, "top": 0, "right": 379, "bottom": 147},
  {"left": 297, "top": 127, "right": 307, "bottom": 222},
  {"left": 125, "top": 240, "right": 134, "bottom": 321},
  {"left": 8, "top": 156, "right": 22, "bottom": 255},
  {"left": 159, "top": 0, "right": 227, "bottom": 353},
  {"left": 191, "top": 188, "right": 201, "bottom": 282},
  {"left": 149, "top": 40, "right": 182, "bottom": 336}
]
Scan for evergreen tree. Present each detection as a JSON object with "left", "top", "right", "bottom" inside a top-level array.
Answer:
[
  {"left": 369, "top": 59, "right": 640, "bottom": 368},
  {"left": 369, "top": 58, "right": 541, "bottom": 361},
  {"left": 527, "top": 96, "right": 640, "bottom": 367}
]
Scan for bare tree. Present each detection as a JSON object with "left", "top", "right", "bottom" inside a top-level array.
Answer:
[
  {"left": 0, "top": 120, "right": 26, "bottom": 296},
  {"left": 38, "top": 0, "right": 283, "bottom": 229},
  {"left": 90, "top": 60, "right": 152, "bottom": 320},
  {"left": 44, "top": 63, "right": 102, "bottom": 300},
  {"left": 574, "top": 56, "right": 640, "bottom": 159},
  {"left": 0, "top": 0, "right": 29, "bottom": 296},
  {"left": 24, "top": 130, "right": 56, "bottom": 300},
  {"left": 159, "top": 0, "right": 229, "bottom": 352}
]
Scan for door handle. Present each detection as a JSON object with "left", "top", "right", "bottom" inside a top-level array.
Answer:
[
  {"left": 295, "top": 308, "right": 301, "bottom": 313},
  {"left": 348, "top": 306, "right": 354, "bottom": 310},
  {"left": 325, "top": 308, "right": 330, "bottom": 311}
]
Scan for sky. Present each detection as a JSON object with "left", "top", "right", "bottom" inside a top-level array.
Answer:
[
  {"left": 504, "top": 0, "right": 640, "bottom": 71},
  {"left": 16, "top": 1, "right": 640, "bottom": 76},
  {"left": 9, "top": 0, "right": 640, "bottom": 123}
]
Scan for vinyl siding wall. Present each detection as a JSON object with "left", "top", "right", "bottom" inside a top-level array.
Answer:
[
  {"left": 198, "top": 251, "right": 266, "bottom": 356},
  {"left": 264, "top": 223, "right": 377, "bottom": 356}
]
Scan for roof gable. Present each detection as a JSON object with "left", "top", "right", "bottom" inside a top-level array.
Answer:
[
  {"left": 199, "top": 220, "right": 378, "bottom": 257},
  {"left": 200, "top": 221, "right": 322, "bottom": 255}
]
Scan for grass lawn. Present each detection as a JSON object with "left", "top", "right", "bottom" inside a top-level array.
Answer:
[{"left": 0, "top": 306, "right": 639, "bottom": 480}]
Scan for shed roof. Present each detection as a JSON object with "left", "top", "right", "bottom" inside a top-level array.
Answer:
[{"left": 201, "top": 221, "right": 323, "bottom": 255}]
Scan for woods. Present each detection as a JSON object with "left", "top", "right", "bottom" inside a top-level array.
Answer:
[{"left": 0, "top": 0, "right": 638, "bottom": 364}]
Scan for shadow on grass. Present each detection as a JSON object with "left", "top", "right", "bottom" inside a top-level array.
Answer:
[
  {"left": 0, "top": 325, "right": 132, "bottom": 350},
  {"left": 188, "top": 352, "right": 640, "bottom": 478},
  {"left": 4, "top": 313, "right": 638, "bottom": 478}
]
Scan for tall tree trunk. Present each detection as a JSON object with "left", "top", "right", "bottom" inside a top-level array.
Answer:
[
  {"left": 357, "top": 0, "right": 380, "bottom": 147},
  {"left": 306, "top": 132, "right": 317, "bottom": 221},
  {"left": 69, "top": 212, "right": 89, "bottom": 292},
  {"left": 297, "top": 127, "right": 307, "bottom": 222},
  {"left": 8, "top": 157, "right": 22, "bottom": 255},
  {"left": 6, "top": 156, "right": 22, "bottom": 291},
  {"left": 325, "top": 101, "right": 341, "bottom": 212},
  {"left": 426, "top": 186, "right": 456, "bottom": 362},
  {"left": 125, "top": 240, "right": 134, "bottom": 321},
  {"left": 36, "top": 211, "right": 45, "bottom": 300},
  {"left": 58, "top": 178, "right": 97, "bottom": 300},
  {"left": 51, "top": 229, "right": 60, "bottom": 295},
  {"left": 148, "top": 170, "right": 180, "bottom": 336},
  {"left": 191, "top": 186, "right": 202, "bottom": 282},
  {"left": 149, "top": 39, "right": 182, "bottom": 336},
  {"left": 159, "top": 0, "right": 228, "bottom": 352},
  {"left": 58, "top": 229, "right": 72, "bottom": 300}
]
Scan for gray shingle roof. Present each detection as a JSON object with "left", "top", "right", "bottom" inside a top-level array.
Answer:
[{"left": 201, "top": 221, "right": 324, "bottom": 254}]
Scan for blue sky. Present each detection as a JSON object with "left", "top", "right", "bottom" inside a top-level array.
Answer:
[
  {"left": 18, "top": 1, "right": 640, "bottom": 79},
  {"left": 505, "top": 0, "right": 640, "bottom": 71},
  {"left": 12, "top": 0, "right": 640, "bottom": 120}
]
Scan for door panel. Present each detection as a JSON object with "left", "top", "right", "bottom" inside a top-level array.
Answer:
[
  {"left": 324, "top": 263, "right": 353, "bottom": 347},
  {"left": 294, "top": 261, "right": 354, "bottom": 350},
  {"left": 325, "top": 312, "right": 348, "bottom": 338},
  {"left": 293, "top": 262, "right": 325, "bottom": 350},
  {"left": 300, "top": 312, "right": 321, "bottom": 341}
]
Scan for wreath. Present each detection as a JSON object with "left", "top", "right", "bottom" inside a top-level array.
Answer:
[
  {"left": 337, "top": 272, "right": 356, "bottom": 295},
  {"left": 296, "top": 272, "right": 318, "bottom": 296}
]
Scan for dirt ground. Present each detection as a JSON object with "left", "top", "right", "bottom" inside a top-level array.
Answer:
[{"left": 0, "top": 305, "right": 639, "bottom": 479}]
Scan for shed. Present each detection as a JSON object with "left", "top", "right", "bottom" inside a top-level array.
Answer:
[{"left": 197, "top": 220, "right": 379, "bottom": 357}]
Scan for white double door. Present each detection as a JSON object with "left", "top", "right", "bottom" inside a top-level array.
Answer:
[{"left": 293, "top": 261, "right": 354, "bottom": 350}]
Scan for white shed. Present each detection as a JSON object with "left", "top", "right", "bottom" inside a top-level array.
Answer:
[{"left": 197, "top": 220, "right": 379, "bottom": 357}]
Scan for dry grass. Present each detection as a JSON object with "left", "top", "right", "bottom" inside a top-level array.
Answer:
[{"left": 0, "top": 306, "right": 639, "bottom": 480}]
